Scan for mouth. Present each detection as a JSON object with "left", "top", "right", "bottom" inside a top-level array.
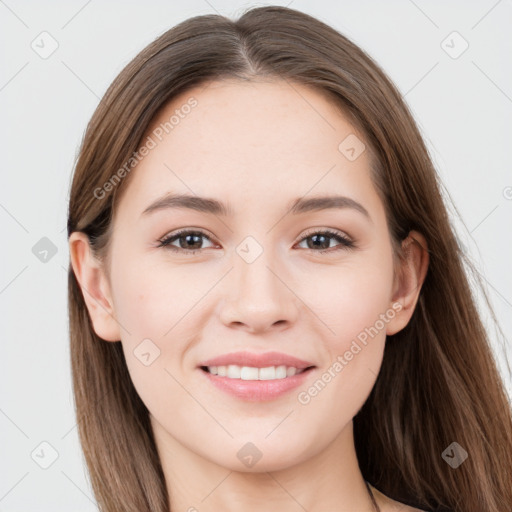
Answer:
[
  {"left": 200, "top": 364, "right": 315, "bottom": 380},
  {"left": 198, "top": 364, "right": 317, "bottom": 401}
]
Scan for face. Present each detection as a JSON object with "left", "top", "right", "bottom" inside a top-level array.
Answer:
[{"left": 78, "top": 79, "right": 417, "bottom": 472}]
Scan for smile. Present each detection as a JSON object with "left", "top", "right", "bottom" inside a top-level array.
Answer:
[
  {"left": 199, "top": 365, "right": 316, "bottom": 401},
  {"left": 202, "top": 364, "right": 309, "bottom": 380}
]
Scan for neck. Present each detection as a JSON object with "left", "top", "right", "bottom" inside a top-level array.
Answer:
[{"left": 151, "top": 416, "right": 380, "bottom": 512}]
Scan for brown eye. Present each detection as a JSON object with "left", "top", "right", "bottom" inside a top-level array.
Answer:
[
  {"left": 296, "top": 229, "right": 355, "bottom": 253},
  {"left": 157, "top": 228, "right": 355, "bottom": 256},
  {"left": 157, "top": 230, "right": 215, "bottom": 254}
]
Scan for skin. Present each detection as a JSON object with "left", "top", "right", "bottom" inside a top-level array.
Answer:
[{"left": 69, "top": 79, "right": 429, "bottom": 512}]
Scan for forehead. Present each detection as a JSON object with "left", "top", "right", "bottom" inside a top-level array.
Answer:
[{"left": 116, "top": 79, "right": 377, "bottom": 218}]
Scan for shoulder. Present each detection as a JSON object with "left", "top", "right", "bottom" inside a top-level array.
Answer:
[
  {"left": 370, "top": 484, "right": 429, "bottom": 512},
  {"left": 386, "top": 501, "right": 427, "bottom": 512}
]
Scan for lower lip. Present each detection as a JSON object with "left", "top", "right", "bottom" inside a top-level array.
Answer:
[{"left": 199, "top": 367, "right": 315, "bottom": 401}]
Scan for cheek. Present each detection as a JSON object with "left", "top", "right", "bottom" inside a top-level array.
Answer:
[
  {"left": 296, "top": 250, "right": 394, "bottom": 410},
  {"left": 109, "top": 251, "right": 200, "bottom": 340},
  {"left": 108, "top": 260, "right": 195, "bottom": 424},
  {"left": 108, "top": 254, "right": 214, "bottom": 382},
  {"left": 107, "top": 255, "right": 185, "bottom": 394},
  {"left": 300, "top": 252, "right": 394, "bottom": 411},
  {"left": 308, "top": 256, "right": 394, "bottom": 352}
]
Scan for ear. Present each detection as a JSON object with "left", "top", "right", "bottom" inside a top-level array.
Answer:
[
  {"left": 386, "top": 230, "right": 429, "bottom": 336},
  {"left": 69, "top": 232, "right": 121, "bottom": 342}
]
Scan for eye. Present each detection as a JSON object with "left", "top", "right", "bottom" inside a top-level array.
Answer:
[
  {"left": 157, "top": 229, "right": 216, "bottom": 254},
  {"left": 296, "top": 228, "right": 355, "bottom": 253},
  {"left": 157, "top": 228, "right": 355, "bottom": 255}
]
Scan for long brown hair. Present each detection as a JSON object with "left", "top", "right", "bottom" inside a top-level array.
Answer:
[{"left": 67, "top": 6, "right": 512, "bottom": 511}]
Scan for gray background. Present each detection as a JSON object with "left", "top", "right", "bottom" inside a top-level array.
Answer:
[{"left": 1, "top": 0, "right": 511, "bottom": 510}]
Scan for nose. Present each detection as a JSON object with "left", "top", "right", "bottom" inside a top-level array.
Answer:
[{"left": 218, "top": 248, "right": 300, "bottom": 334}]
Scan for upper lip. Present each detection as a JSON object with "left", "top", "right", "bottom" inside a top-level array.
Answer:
[{"left": 198, "top": 351, "right": 315, "bottom": 369}]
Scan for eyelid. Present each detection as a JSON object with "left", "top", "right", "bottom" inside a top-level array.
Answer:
[
  {"left": 157, "top": 227, "right": 217, "bottom": 247},
  {"left": 298, "top": 226, "right": 352, "bottom": 242},
  {"left": 295, "top": 227, "right": 355, "bottom": 252}
]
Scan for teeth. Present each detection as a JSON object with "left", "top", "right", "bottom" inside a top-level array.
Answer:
[
  {"left": 259, "top": 366, "right": 276, "bottom": 380},
  {"left": 227, "top": 365, "right": 241, "bottom": 378},
  {"left": 206, "top": 364, "right": 303, "bottom": 380}
]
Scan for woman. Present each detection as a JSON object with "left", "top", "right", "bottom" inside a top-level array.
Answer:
[{"left": 67, "top": 6, "right": 512, "bottom": 512}]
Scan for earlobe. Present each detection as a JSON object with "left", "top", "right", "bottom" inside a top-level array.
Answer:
[
  {"left": 69, "top": 232, "right": 121, "bottom": 342},
  {"left": 386, "top": 231, "right": 429, "bottom": 336}
]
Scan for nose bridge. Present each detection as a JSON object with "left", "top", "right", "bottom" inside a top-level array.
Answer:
[
  {"left": 219, "top": 231, "right": 298, "bottom": 330},
  {"left": 237, "top": 233, "right": 277, "bottom": 286},
  {"left": 234, "top": 231, "right": 283, "bottom": 298}
]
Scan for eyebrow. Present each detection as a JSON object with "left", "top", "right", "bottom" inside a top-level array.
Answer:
[{"left": 141, "top": 193, "right": 371, "bottom": 221}]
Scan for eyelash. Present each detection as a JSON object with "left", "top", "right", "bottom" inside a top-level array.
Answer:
[{"left": 156, "top": 228, "right": 355, "bottom": 255}]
